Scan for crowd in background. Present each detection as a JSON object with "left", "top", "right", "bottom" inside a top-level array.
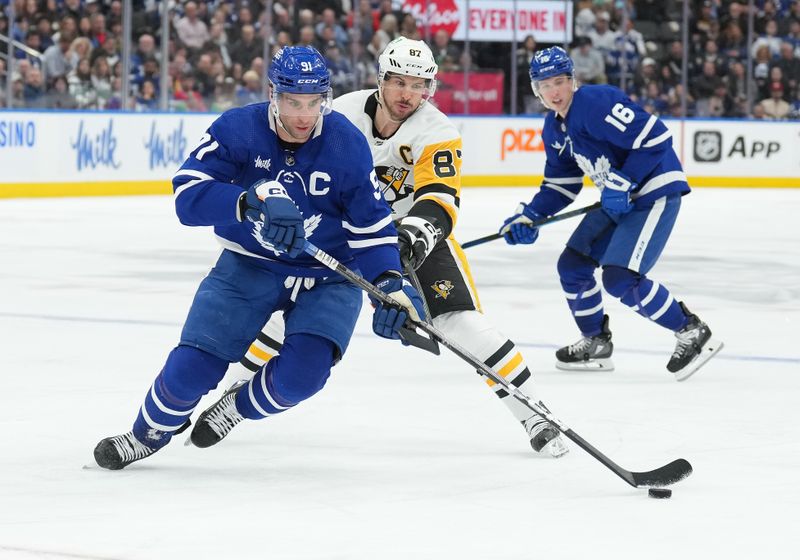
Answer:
[{"left": 1, "top": 0, "right": 799, "bottom": 118}]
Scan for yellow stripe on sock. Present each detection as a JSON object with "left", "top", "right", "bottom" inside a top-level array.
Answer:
[
  {"left": 485, "top": 352, "right": 523, "bottom": 387},
  {"left": 248, "top": 345, "right": 273, "bottom": 363}
]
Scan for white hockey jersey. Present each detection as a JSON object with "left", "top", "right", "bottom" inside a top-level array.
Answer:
[{"left": 333, "top": 90, "right": 462, "bottom": 229}]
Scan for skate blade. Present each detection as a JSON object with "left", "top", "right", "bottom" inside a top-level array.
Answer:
[
  {"left": 674, "top": 338, "right": 724, "bottom": 382},
  {"left": 555, "top": 358, "right": 615, "bottom": 372},
  {"left": 543, "top": 437, "right": 570, "bottom": 458}
]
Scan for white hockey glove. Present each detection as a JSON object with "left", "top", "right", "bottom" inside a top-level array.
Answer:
[{"left": 397, "top": 216, "right": 441, "bottom": 270}]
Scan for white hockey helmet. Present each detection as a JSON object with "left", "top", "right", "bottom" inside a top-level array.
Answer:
[{"left": 378, "top": 36, "right": 438, "bottom": 99}]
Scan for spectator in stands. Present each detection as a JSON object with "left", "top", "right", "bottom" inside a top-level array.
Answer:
[
  {"left": 373, "top": 13, "right": 398, "bottom": 54},
  {"left": 325, "top": 42, "right": 353, "bottom": 97},
  {"left": 68, "top": 57, "right": 97, "bottom": 109},
  {"left": 134, "top": 78, "right": 159, "bottom": 111},
  {"left": 571, "top": 36, "right": 606, "bottom": 84},
  {"left": 227, "top": 5, "right": 254, "bottom": 44},
  {"left": 91, "top": 55, "right": 113, "bottom": 108},
  {"left": 92, "top": 35, "right": 120, "bottom": 68},
  {"left": 693, "top": 60, "right": 725, "bottom": 100},
  {"left": 174, "top": 73, "right": 207, "bottom": 111},
  {"left": 587, "top": 11, "right": 618, "bottom": 55},
  {"left": 398, "top": 12, "right": 419, "bottom": 41},
  {"left": 315, "top": 8, "right": 349, "bottom": 49},
  {"left": 230, "top": 24, "right": 263, "bottom": 71},
  {"left": 47, "top": 75, "right": 78, "bottom": 109},
  {"left": 349, "top": 39, "right": 378, "bottom": 89},
  {"left": 297, "top": 24, "right": 319, "bottom": 49},
  {"left": 134, "top": 56, "right": 161, "bottom": 96},
  {"left": 632, "top": 56, "right": 659, "bottom": 98},
  {"left": 773, "top": 42, "right": 800, "bottom": 95},
  {"left": 235, "top": 69, "right": 265, "bottom": 106},
  {"left": 348, "top": 0, "right": 378, "bottom": 45},
  {"left": 88, "top": 12, "right": 108, "bottom": 49},
  {"left": 751, "top": 19, "right": 783, "bottom": 58},
  {"left": 202, "top": 22, "right": 231, "bottom": 69},
  {"left": 573, "top": 0, "right": 596, "bottom": 38},
  {"left": 23, "top": 66, "right": 47, "bottom": 107},
  {"left": 42, "top": 31, "right": 75, "bottom": 82},
  {"left": 640, "top": 80, "right": 669, "bottom": 115},
  {"left": 721, "top": 2, "right": 748, "bottom": 35},
  {"left": 176, "top": 1, "right": 210, "bottom": 51},
  {"left": 210, "top": 76, "right": 237, "bottom": 112},
  {"left": 753, "top": 44, "right": 773, "bottom": 94},
  {"left": 431, "top": 29, "right": 462, "bottom": 67},
  {"left": 727, "top": 60, "right": 749, "bottom": 110},
  {"left": 719, "top": 20, "right": 747, "bottom": 62},
  {"left": 761, "top": 80, "right": 791, "bottom": 117}
]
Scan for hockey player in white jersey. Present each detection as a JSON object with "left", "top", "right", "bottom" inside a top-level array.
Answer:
[
  {"left": 500, "top": 46, "right": 722, "bottom": 381},
  {"left": 241, "top": 37, "right": 568, "bottom": 457},
  {"left": 93, "top": 46, "right": 426, "bottom": 469}
]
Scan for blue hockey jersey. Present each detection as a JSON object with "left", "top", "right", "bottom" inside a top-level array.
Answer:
[
  {"left": 171, "top": 103, "right": 400, "bottom": 283},
  {"left": 529, "top": 85, "right": 690, "bottom": 217}
]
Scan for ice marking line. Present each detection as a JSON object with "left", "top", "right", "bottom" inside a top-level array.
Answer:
[
  {"left": 0, "top": 546, "right": 124, "bottom": 560},
  {"left": 0, "top": 312, "right": 179, "bottom": 327},
  {"left": 4, "top": 312, "right": 797, "bottom": 365}
]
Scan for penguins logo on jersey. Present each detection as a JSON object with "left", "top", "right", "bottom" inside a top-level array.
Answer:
[
  {"left": 431, "top": 279, "right": 455, "bottom": 299},
  {"left": 376, "top": 165, "right": 413, "bottom": 204}
]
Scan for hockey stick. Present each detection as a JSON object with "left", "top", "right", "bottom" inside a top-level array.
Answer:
[
  {"left": 303, "top": 240, "right": 692, "bottom": 489},
  {"left": 461, "top": 202, "right": 602, "bottom": 249}
]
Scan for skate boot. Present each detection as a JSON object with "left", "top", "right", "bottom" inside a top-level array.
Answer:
[
  {"left": 667, "top": 302, "right": 723, "bottom": 381},
  {"left": 189, "top": 380, "right": 248, "bottom": 448},
  {"left": 555, "top": 315, "right": 614, "bottom": 371},
  {"left": 522, "top": 403, "right": 569, "bottom": 458},
  {"left": 94, "top": 429, "right": 169, "bottom": 470}
]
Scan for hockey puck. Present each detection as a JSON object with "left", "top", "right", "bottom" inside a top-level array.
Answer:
[{"left": 648, "top": 488, "right": 672, "bottom": 499}]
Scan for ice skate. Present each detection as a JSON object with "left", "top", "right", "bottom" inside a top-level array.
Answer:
[
  {"left": 668, "top": 303, "right": 723, "bottom": 381},
  {"left": 523, "top": 409, "right": 569, "bottom": 458},
  {"left": 189, "top": 380, "right": 248, "bottom": 448},
  {"left": 555, "top": 315, "right": 614, "bottom": 371},
  {"left": 94, "top": 430, "right": 166, "bottom": 470}
]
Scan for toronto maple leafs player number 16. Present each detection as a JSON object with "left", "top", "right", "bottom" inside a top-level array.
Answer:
[
  {"left": 500, "top": 46, "right": 723, "bottom": 381},
  {"left": 93, "top": 46, "right": 425, "bottom": 470}
]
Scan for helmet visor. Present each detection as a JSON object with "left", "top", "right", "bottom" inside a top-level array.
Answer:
[
  {"left": 272, "top": 90, "right": 333, "bottom": 117},
  {"left": 531, "top": 74, "right": 573, "bottom": 97},
  {"left": 382, "top": 74, "right": 436, "bottom": 100}
]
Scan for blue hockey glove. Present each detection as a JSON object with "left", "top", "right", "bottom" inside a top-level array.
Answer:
[
  {"left": 600, "top": 170, "right": 637, "bottom": 216},
  {"left": 499, "top": 203, "right": 544, "bottom": 245},
  {"left": 243, "top": 179, "right": 305, "bottom": 258},
  {"left": 369, "top": 272, "right": 427, "bottom": 340}
]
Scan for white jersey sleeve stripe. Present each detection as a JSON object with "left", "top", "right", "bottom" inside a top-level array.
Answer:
[
  {"left": 172, "top": 169, "right": 215, "bottom": 182},
  {"left": 542, "top": 183, "right": 579, "bottom": 200},
  {"left": 634, "top": 171, "right": 687, "bottom": 199},
  {"left": 632, "top": 114, "right": 657, "bottom": 150},
  {"left": 174, "top": 178, "right": 213, "bottom": 198},
  {"left": 348, "top": 236, "right": 398, "bottom": 249},
  {"left": 643, "top": 130, "right": 672, "bottom": 148},
  {"left": 341, "top": 214, "right": 393, "bottom": 234},
  {"left": 543, "top": 175, "right": 583, "bottom": 185}
]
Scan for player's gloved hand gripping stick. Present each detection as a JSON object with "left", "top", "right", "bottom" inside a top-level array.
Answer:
[
  {"left": 303, "top": 239, "right": 692, "bottom": 491},
  {"left": 462, "top": 202, "right": 602, "bottom": 249}
]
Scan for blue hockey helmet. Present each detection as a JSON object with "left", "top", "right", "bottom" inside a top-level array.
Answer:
[
  {"left": 529, "top": 46, "right": 574, "bottom": 82},
  {"left": 268, "top": 46, "right": 331, "bottom": 95}
]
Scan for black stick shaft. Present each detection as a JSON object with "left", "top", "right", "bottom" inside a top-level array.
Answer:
[
  {"left": 461, "top": 201, "right": 602, "bottom": 249},
  {"left": 302, "top": 240, "right": 690, "bottom": 489}
]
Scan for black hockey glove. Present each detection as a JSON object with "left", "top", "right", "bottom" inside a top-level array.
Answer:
[{"left": 397, "top": 216, "right": 441, "bottom": 270}]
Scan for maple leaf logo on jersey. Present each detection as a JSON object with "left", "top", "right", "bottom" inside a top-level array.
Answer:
[{"left": 574, "top": 153, "right": 611, "bottom": 190}]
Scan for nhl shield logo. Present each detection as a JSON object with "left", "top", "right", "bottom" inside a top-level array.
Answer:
[
  {"left": 431, "top": 279, "right": 454, "bottom": 299},
  {"left": 693, "top": 131, "right": 722, "bottom": 162}
]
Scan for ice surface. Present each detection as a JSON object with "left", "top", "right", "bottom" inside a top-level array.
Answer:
[{"left": 0, "top": 188, "right": 798, "bottom": 559}]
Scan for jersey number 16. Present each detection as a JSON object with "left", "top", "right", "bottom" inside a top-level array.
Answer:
[{"left": 604, "top": 103, "right": 635, "bottom": 132}]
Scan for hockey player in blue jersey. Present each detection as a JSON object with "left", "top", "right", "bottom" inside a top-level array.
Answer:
[
  {"left": 500, "top": 46, "right": 722, "bottom": 381},
  {"left": 93, "top": 46, "right": 425, "bottom": 470}
]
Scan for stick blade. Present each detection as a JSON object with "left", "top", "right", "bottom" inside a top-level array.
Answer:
[{"left": 632, "top": 458, "right": 693, "bottom": 488}]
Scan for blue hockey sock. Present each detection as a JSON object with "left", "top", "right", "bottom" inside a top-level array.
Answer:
[
  {"left": 558, "top": 248, "right": 605, "bottom": 336},
  {"left": 236, "top": 333, "right": 336, "bottom": 420},
  {"left": 602, "top": 266, "right": 687, "bottom": 331},
  {"left": 133, "top": 345, "right": 228, "bottom": 445}
]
